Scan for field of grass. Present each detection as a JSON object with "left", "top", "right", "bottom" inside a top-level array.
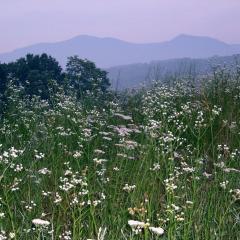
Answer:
[{"left": 0, "top": 72, "right": 240, "bottom": 239}]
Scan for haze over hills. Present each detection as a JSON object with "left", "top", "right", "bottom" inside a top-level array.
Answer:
[
  {"left": 1, "top": 34, "right": 240, "bottom": 68},
  {"left": 107, "top": 54, "right": 240, "bottom": 90}
]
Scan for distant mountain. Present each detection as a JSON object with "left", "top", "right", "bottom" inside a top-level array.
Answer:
[
  {"left": 107, "top": 54, "right": 240, "bottom": 90},
  {"left": 1, "top": 34, "right": 240, "bottom": 68}
]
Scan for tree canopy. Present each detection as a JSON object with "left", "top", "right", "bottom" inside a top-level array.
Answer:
[
  {"left": 0, "top": 54, "right": 111, "bottom": 106},
  {"left": 5, "top": 53, "right": 63, "bottom": 99},
  {"left": 66, "top": 56, "right": 110, "bottom": 96}
]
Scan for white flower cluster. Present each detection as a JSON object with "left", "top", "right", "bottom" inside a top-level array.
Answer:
[{"left": 128, "top": 220, "right": 164, "bottom": 236}]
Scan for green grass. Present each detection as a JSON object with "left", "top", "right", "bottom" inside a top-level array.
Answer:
[{"left": 0, "top": 73, "right": 240, "bottom": 239}]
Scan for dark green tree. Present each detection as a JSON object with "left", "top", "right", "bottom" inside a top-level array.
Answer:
[
  {"left": 0, "top": 63, "right": 8, "bottom": 113},
  {"left": 66, "top": 56, "right": 110, "bottom": 97},
  {"left": 0, "top": 63, "right": 7, "bottom": 95},
  {"left": 6, "top": 53, "right": 63, "bottom": 99}
]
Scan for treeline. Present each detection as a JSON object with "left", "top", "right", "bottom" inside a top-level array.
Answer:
[{"left": 0, "top": 53, "right": 110, "bottom": 107}]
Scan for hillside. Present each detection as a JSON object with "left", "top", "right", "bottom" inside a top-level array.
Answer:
[
  {"left": 107, "top": 54, "right": 240, "bottom": 90},
  {"left": 1, "top": 71, "right": 240, "bottom": 239}
]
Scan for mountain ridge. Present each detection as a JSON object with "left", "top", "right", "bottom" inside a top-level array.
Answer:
[{"left": 1, "top": 34, "right": 240, "bottom": 68}]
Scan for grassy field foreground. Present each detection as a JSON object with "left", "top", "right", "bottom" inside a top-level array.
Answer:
[{"left": 0, "top": 72, "right": 240, "bottom": 239}]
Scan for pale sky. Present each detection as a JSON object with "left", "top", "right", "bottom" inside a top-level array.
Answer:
[{"left": 0, "top": 0, "right": 240, "bottom": 53}]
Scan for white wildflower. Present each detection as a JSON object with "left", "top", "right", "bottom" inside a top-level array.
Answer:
[
  {"left": 128, "top": 220, "right": 146, "bottom": 228},
  {"left": 149, "top": 226, "right": 164, "bottom": 236},
  {"left": 32, "top": 218, "right": 50, "bottom": 226}
]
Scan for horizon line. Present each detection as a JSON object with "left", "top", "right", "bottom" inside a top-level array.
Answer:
[{"left": 0, "top": 33, "right": 236, "bottom": 55}]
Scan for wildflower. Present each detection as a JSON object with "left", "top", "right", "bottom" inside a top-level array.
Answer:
[
  {"left": 35, "top": 152, "right": 45, "bottom": 160},
  {"left": 230, "top": 189, "right": 240, "bottom": 201},
  {"left": 171, "top": 204, "right": 181, "bottom": 212},
  {"left": 64, "top": 170, "right": 72, "bottom": 176},
  {"left": 93, "top": 200, "right": 101, "bottom": 207},
  {"left": 32, "top": 218, "right": 50, "bottom": 226},
  {"left": 93, "top": 158, "right": 107, "bottom": 165},
  {"left": 59, "top": 230, "right": 71, "bottom": 239},
  {"left": 54, "top": 192, "right": 62, "bottom": 204},
  {"left": 182, "top": 167, "right": 195, "bottom": 173},
  {"left": 212, "top": 106, "right": 222, "bottom": 116},
  {"left": 176, "top": 216, "right": 185, "bottom": 222},
  {"left": 14, "top": 164, "right": 23, "bottom": 172},
  {"left": 73, "top": 151, "right": 82, "bottom": 158},
  {"left": 9, "top": 232, "right": 15, "bottom": 239},
  {"left": 220, "top": 181, "right": 229, "bottom": 189},
  {"left": 150, "top": 163, "right": 160, "bottom": 171},
  {"left": 203, "top": 172, "right": 212, "bottom": 179},
  {"left": 0, "top": 230, "right": 7, "bottom": 240},
  {"left": 165, "top": 180, "right": 177, "bottom": 192},
  {"left": 38, "top": 168, "right": 51, "bottom": 175},
  {"left": 123, "top": 184, "right": 136, "bottom": 192},
  {"left": 128, "top": 208, "right": 135, "bottom": 215},
  {"left": 94, "top": 149, "right": 105, "bottom": 155},
  {"left": 128, "top": 220, "right": 146, "bottom": 228},
  {"left": 149, "top": 227, "right": 164, "bottom": 236}
]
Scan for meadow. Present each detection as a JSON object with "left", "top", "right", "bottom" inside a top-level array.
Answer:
[{"left": 0, "top": 69, "right": 240, "bottom": 239}]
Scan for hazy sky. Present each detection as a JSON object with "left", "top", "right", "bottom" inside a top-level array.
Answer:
[{"left": 1, "top": 0, "right": 240, "bottom": 53}]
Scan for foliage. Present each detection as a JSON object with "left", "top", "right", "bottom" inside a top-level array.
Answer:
[
  {"left": 0, "top": 54, "right": 111, "bottom": 113},
  {"left": 66, "top": 56, "right": 110, "bottom": 97},
  {"left": 0, "top": 70, "right": 239, "bottom": 239},
  {"left": 4, "top": 53, "right": 63, "bottom": 99}
]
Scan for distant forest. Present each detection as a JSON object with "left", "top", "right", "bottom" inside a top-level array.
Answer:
[{"left": 107, "top": 54, "right": 240, "bottom": 90}]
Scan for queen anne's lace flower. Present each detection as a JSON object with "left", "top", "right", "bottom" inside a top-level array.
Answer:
[
  {"left": 149, "top": 227, "right": 164, "bottom": 235},
  {"left": 32, "top": 218, "right": 50, "bottom": 226},
  {"left": 128, "top": 220, "right": 146, "bottom": 228}
]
